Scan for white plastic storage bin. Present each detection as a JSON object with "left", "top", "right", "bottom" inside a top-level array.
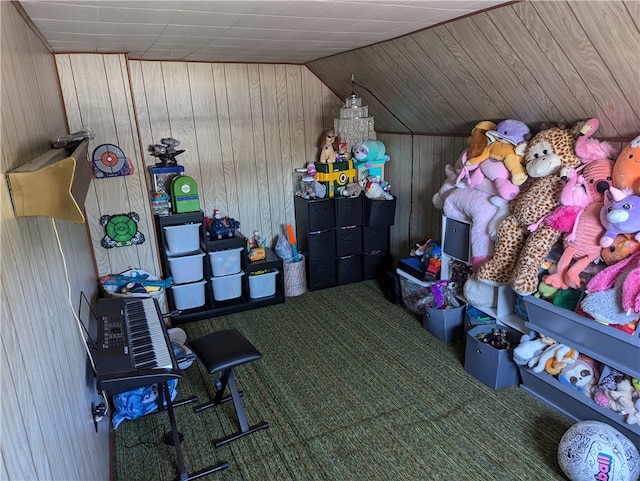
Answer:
[
  {"left": 166, "top": 250, "right": 205, "bottom": 285},
  {"left": 208, "top": 246, "right": 243, "bottom": 277},
  {"left": 210, "top": 271, "right": 244, "bottom": 301},
  {"left": 164, "top": 223, "right": 202, "bottom": 254},
  {"left": 171, "top": 279, "right": 206, "bottom": 310},
  {"left": 248, "top": 269, "right": 279, "bottom": 299}
]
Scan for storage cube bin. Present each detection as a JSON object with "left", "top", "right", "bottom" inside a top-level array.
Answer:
[
  {"left": 336, "top": 226, "right": 362, "bottom": 256},
  {"left": 208, "top": 246, "right": 243, "bottom": 277},
  {"left": 337, "top": 255, "right": 362, "bottom": 285},
  {"left": 363, "top": 226, "right": 389, "bottom": 251},
  {"left": 363, "top": 196, "right": 396, "bottom": 226},
  {"left": 307, "top": 231, "right": 336, "bottom": 260},
  {"left": 164, "top": 222, "right": 202, "bottom": 254},
  {"left": 335, "top": 195, "right": 363, "bottom": 226},
  {"left": 363, "top": 250, "right": 388, "bottom": 280},
  {"left": 210, "top": 271, "right": 244, "bottom": 301},
  {"left": 464, "top": 323, "right": 520, "bottom": 390},
  {"left": 171, "top": 279, "right": 206, "bottom": 310},
  {"left": 166, "top": 250, "right": 205, "bottom": 284},
  {"left": 423, "top": 302, "right": 466, "bottom": 343},
  {"left": 308, "top": 260, "right": 336, "bottom": 290},
  {"left": 248, "top": 268, "right": 279, "bottom": 299}
]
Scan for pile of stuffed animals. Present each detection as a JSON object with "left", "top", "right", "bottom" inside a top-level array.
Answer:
[
  {"left": 432, "top": 118, "right": 640, "bottom": 335},
  {"left": 513, "top": 332, "right": 640, "bottom": 427}
]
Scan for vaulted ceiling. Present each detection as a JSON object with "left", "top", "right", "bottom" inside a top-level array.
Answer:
[{"left": 16, "top": 0, "right": 640, "bottom": 139}]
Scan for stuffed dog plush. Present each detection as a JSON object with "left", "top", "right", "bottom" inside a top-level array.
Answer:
[{"left": 318, "top": 130, "right": 337, "bottom": 163}]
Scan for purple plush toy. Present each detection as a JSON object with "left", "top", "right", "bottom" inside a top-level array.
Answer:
[{"left": 599, "top": 186, "right": 640, "bottom": 248}]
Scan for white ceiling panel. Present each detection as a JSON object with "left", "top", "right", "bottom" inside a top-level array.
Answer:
[{"left": 17, "top": 0, "right": 510, "bottom": 63}]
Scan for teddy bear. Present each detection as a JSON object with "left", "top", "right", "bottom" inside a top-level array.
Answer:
[
  {"left": 605, "top": 377, "right": 640, "bottom": 426},
  {"left": 612, "top": 134, "right": 640, "bottom": 194},
  {"left": 465, "top": 119, "right": 531, "bottom": 186},
  {"left": 433, "top": 151, "right": 509, "bottom": 271},
  {"left": 599, "top": 186, "right": 640, "bottom": 248},
  {"left": 318, "top": 130, "right": 337, "bottom": 163},
  {"left": 557, "top": 354, "right": 600, "bottom": 398},
  {"left": 476, "top": 124, "right": 583, "bottom": 296}
]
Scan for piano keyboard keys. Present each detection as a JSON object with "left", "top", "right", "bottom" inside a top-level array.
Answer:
[{"left": 125, "top": 298, "right": 173, "bottom": 370}]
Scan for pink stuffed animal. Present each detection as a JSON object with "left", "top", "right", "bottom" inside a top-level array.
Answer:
[
  {"left": 433, "top": 151, "right": 509, "bottom": 271},
  {"left": 584, "top": 251, "right": 640, "bottom": 318},
  {"left": 457, "top": 156, "right": 521, "bottom": 204}
]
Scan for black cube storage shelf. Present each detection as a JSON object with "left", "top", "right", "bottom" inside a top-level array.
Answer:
[
  {"left": 294, "top": 195, "right": 395, "bottom": 291},
  {"left": 154, "top": 212, "right": 284, "bottom": 324}
]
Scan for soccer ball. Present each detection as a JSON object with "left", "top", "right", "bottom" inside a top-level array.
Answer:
[{"left": 558, "top": 420, "right": 640, "bottom": 481}]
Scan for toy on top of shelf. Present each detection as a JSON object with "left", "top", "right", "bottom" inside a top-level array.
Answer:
[
  {"left": 208, "top": 208, "right": 240, "bottom": 239},
  {"left": 476, "top": 123, "right": 583, "bottom": 296},
  {"left": 599, "top": 186, "right": 640, "bottom": 248},
  {"left": 149, "top": 137, "right": 184, "bottom": 167},
  {"left": 465, "top": 119, "right": 532, "bottom": 186},
  {"left": 318, "top": 130, "right": 338, "bottom": 163},
  {"left": 612, "top": 134, "right": 640, "bottom": 194},
  {"left": 353, "top": 139, "right": 389, "bottom": 167}
]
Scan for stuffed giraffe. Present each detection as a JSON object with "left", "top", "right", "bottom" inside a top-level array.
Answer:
[{"left": 476, "top": 124, "right": 582, "bottom": 296}]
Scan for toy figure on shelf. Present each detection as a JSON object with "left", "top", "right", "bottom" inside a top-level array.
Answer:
[
  {"left": 208, "top": 208, "right": 240, "bottom": 240},
  {"left": 318, "top": 130, "right": 338, "bottom": 163},
  {"left": 149, "top": 137, "right": 184, "bottom": 167}
]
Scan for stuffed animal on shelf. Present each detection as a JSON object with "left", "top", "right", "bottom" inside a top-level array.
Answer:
[
  {"left": 606, "top": 377, "right": 640, "bottom": 426},
  {"left": 466, "top": 120, "right": 496, "bottom": 160},
  {"left": 527, "top": 342, "right": 578, "bottom": 375},
  {"left": 612, "top": 134, "right": 640, "bottom": 194},
  {"left": 465, "top": 119, "right": 531, "bottom": 186},
  {"left": 602, "top": 233, "right": 640, "bottom": 266},
  {"left": 353, "top": 139, "right": 389, "bottom": 168},
  {"left": 557, "top": 354, "right": 600, "bottom": 398},
  {"left": 599, "top": 186, "right": 640, "bottom": 248},
  {"left": 513, "top": 332, "right": 557, "bottom": 366},
  {"left": 593, "top": 365, "right": 626, "bottom": 409},
  {"left": 541, "top": 154, "right": 615, "bottom": 289},
  {"left": 581, "top": 251, "right": 640, "bottom": 325},
  {"left": 433, "top": 151, "right": 510, "bottom": 271},
  {"left": 318, "top": 130, "right": 337, "bottom": 163},
  {"left": 337, "top": 182, "right": 363, "bottom": 198},
  {"left": 476, "top": 124, "right": 582, "bottom": 295}
]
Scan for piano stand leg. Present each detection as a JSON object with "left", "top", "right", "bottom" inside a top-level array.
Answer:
[{"left": 160, "top": 383, "right": 229, "bottom": 481}]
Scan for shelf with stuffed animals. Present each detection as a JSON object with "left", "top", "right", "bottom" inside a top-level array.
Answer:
[{"left": 432, "top": 118, "right": 639, "bottom": 446}]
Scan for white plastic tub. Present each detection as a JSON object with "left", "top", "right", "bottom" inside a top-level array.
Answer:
[
  {"left": 208, "top": 246, "right": 243, "bottom": 277},
  {"left": 249, "top": 269, "right": 279, "bottom": 299},
  {"left": 164, "top": 223, "right": 201, "bottom": 254},
  {"left": 166, "top": 250, "right": 205, "bottom": 284},
  {"left": 171, "top": 279, "right": 206, "bottom": 310},
  {"left": 210, "top": 271, "right": 244, "bottom": 301}
]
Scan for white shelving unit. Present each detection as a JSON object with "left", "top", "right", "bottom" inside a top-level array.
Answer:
[{"left": 440, "top": 215, "right": 526, "bottom": 333}]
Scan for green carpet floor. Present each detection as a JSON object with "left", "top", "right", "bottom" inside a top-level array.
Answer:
[{"left": 114, "top": 280, "right": 571, "bottom": 481}]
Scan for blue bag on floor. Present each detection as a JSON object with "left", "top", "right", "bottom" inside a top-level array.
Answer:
[{"left": 112, "top": 379, "right": 177, "bottom": 429}]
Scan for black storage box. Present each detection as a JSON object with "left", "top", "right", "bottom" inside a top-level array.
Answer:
[
  {"left": 336, "top": 226, "right": 362, "bottom": 257},
  {"left": 363, "top": 196, "right": 396, "bottom": 226},
  {"left": 363, "top": 226, "right": 389, "bottom": 251},
  {"left": 363, "top": 250, "right": 389, "bottom": 280},
  {"left": 335, "top": 195, "right": 363, "bottom": 227},
  {"left": 307, "top": 260, "right": 336, "bottom": 290},
  {"left": 337, "top": 255, "right": 363, "bottom": 285},
  {"left": 306, "top": 231, "right": 336, "bottom": 260}
]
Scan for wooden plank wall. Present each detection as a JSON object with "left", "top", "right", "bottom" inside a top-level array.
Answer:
[
  {"left": 56, "top": 54, "right": 162, "bottom": 281},
  {"left": 0, "top": 3, "right": 109, "bottom": 481},
  {"left": 129, "top": 61, "right": 342, "bottom": 250}
]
